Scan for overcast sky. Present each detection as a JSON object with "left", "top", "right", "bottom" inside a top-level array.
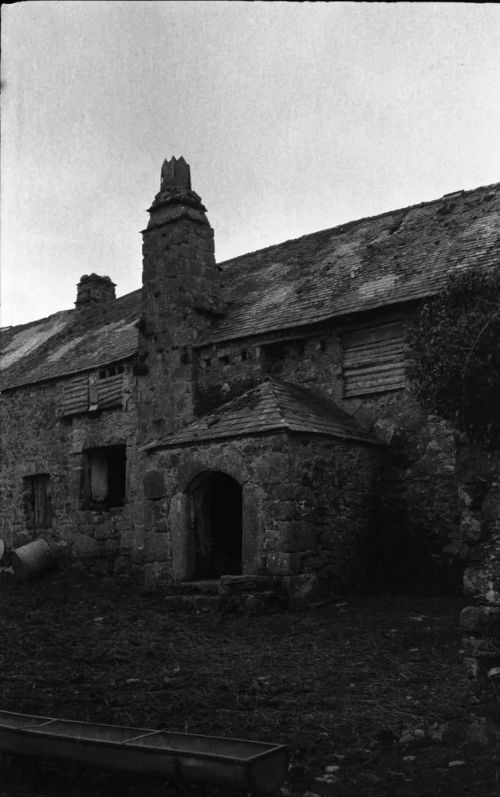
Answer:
[{"left": 2, "top": 1, "right": 500, "bottom": 327}]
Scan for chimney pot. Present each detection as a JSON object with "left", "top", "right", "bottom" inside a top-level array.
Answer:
[{"left": 160, "top": 156, "right": 191, "bottom": 191}]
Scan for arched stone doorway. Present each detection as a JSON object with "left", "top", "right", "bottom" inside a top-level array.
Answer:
[{"left": 189, "top": 472, "right": 242, "bottom": 579}]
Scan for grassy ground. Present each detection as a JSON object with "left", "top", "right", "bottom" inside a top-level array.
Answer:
[{"left": 0, "top": 570, "right": 498, "bottom": 796}]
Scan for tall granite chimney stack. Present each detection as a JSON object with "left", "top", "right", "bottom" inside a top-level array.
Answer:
[{"left": 137, "top": 157, "right": 224, "bottom": 442}]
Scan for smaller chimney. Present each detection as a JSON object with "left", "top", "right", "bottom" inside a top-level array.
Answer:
[{"left": 76, "top": 274, "right": 116, "bottom": 308}]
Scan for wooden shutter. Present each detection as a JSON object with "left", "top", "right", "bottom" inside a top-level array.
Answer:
[
  {"left": 342, "top": 322, "right": 406, "bottom": 397},
  {"left": 96, "top": 373, "right": 124, "bottom": 409},
  {"left": 62, "top": 375, "right": 89, "bottom": 416},
  {"left": 33, "top": 476, "right": 48, "bottom": 528},
  {"left": 61, "top": 372, "right": 124, "bottom": 414}
]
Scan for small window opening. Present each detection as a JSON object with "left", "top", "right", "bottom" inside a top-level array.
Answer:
[
  {"left": 83, "top": 445, "right": 126, "bottom": 510},
  {"left": 98, "top": 364, "right": 124, "bottom": 379},
  {"left": 261, "top": 341, "right": 286, "bottom": 374},
  {"left": 205, "top": 358, "right": 212, "bottom": 368},
  {"left": 219, "top": 355, "right": 230, "bottom": 366},
  {"left": 263, "top": 341, "right": 286, "bottom": 360},
  {"left": 297, "top": 343, "right": 305, "bottom": 356},
  {"left": 320, "top": 340, "right": 327, "bottom": 352},
  {"left": 23, "top": 474, "right": 51, "bottom": 529},
  {"left": 241, "top": 350, "right": 248, "bottom": 362}
]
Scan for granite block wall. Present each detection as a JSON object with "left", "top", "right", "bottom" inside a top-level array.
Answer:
[{"left": 141, "top": 431, "right": 380, "bottom": 594}]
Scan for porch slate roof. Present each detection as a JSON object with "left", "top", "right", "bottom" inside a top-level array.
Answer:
[{"left": 144, "top": 378, "right": 380, "bottom": 450}]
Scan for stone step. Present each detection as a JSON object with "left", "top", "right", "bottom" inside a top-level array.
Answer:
[
  {"left": 219, "top": 575, "right": 278, "bottom": 594},
  {"left": 164, "top": 575, "right": 287, "bottom": 614},
  {"left": 163, "top": 594, "right": 220, "bottom": 612},
  {"left": 176, "top": 579, "right": 220, "bottom": 595}
]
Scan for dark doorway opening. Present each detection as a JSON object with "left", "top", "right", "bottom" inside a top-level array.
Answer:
[{"left": 191, "top": 472, "right": 242, "bottom": 579}]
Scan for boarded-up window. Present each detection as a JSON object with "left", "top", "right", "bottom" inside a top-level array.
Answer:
[
  {"left": 62, "top": 375, "right": 89, "bottom": 416},
  {"left": 96, "top": 373, "right": 124, "bottom": 410},
  {"left": 342, "top": 322, "right": 406, "bottom": 397},
  {"left": 23, "top": 474, "right": 51, "bottom": 529},
  {"left": 62, "top": 371, "right": 124, "bottom": 416},
  {"left": 82, "top": 446, "right": 126, "bottom": 509}
]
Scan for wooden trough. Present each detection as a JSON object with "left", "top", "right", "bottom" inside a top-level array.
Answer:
[{"left": 0, "top": 710, "right": 288, "bottom": 794}]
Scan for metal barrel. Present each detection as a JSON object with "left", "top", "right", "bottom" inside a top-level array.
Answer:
[{"left": 11, "top": 539, "right": 57, "bottom": 581}]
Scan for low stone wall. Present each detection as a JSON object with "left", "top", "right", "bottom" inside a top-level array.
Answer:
[{"left": 459, "top": 455, "right": 500, "bottom": 745}]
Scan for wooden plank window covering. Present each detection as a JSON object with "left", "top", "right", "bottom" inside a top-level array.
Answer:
[
  {"left": 96, "top": 373, "right": 124, "bottom": 410},
  {"left": 62, "top": 372, "right": 123, "bottom": 415},
  {"left": 62, "top": 375, "right": 89, "bottom": 416},
  {"left": 342, "top": 322, "right": 406, "bottom": 397}
]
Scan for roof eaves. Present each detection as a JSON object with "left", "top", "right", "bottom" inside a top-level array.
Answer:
[
  {"left": 286, "top": 423, "right": 383, "bottom": 446},
  {"left": 0, "top": 350, "right": 137, "bottom": 393},
  {"left": 142, "top": 420, "right": 382, "bottom": 452},
  {"left": 192, "top": 291, "right": 436, "bottom": 348},
  {"left": 141, "top": 425, "right": 289, "bottom": 451}
]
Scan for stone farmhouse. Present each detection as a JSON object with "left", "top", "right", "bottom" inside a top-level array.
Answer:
[{"left": 1, "top": 158, "right": 498, "bottom": 600}]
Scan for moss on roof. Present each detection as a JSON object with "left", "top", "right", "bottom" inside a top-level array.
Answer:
[
  {"left": 0, "top": 290, "right": 140, "bottom": 391},
  {"left": 2, "top": 182, "right": 498, "bottom": 389},
  {"left": 209, "top": 182, "right": 499, "bottom": 343}
]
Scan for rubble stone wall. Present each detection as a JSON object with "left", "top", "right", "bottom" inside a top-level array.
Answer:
[
  {"left": 0, "top": 370, "right": 140, "bottom": 576},
  {"left": 457, "top": 448, "right": 500, "bottom": 745},
  {"left": 195, "top": 317, "right": 484, "bottom": 590},
  {"left": 344, "top": 391, "right": 463, "bottom": 589},
  {"left": 2, "top": 300, "right": 494, "bottom": 594},
  {"left": 193, "top": 326, "right": 343, "bottom": 415}
]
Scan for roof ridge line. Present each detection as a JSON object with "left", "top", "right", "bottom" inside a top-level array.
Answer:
[
  {"left": 4, "top": 287, "right": 142, "bottom": 335},
  {"left": 217, "top": 181, "right": 500, "bottom": 268}
]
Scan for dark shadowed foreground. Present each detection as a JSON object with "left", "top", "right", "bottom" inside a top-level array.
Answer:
[{"left": 0, "top": 571, "right": 497, "bottom": 796}]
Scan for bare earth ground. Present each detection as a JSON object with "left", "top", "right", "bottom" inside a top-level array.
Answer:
[{"left": 0, "top": 570, "right": 498, "bottom": 797}]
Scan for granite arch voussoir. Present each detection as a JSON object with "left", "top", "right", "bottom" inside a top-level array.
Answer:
[{"left": 175, "top": 445, "right": 252, "bottom": 493}]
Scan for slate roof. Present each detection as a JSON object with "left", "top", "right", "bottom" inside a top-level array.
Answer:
[
  {"left": 144, "top": 378, "right": 379, "bottom": 450},
  {"left": 207, "top": 182, "right": 500, "bottom": 343},
  {"left": 1, "top": 182, "right": 498, "bottom": 390},
  {"left": 0, "top": 289, "right": 140, "bottom": 391}
]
